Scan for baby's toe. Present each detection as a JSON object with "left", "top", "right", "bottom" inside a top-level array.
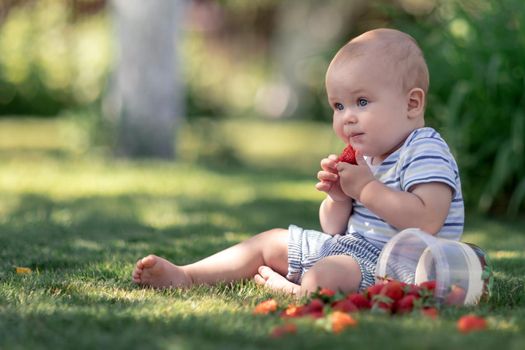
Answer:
[
  {"left": 253, "top": 274, "right": 267, "bottom": 285},
  {"left": 132, "top": 270, "right": 142, "bottom": 282},
  {"left": 140, "top": 255, "right": 158, "bottom": 268},
  {"left": 257, "top": 265, "right": 275, "bottom": 278}
]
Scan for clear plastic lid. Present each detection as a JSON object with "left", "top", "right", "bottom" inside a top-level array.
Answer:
[{"left": 375, "top": 228, "right": 491, "bottom": 305}]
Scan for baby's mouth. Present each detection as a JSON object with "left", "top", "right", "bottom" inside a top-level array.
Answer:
[{"left": 349, "top": 132, "right": 364, "bottom": 142}]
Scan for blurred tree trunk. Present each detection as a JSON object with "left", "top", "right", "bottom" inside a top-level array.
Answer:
[
  {"left": 108, "top": 0, "right": 186, "bottom": 158},
  {"left": 270, "top": 0, "right": 365, "bottom": 118}
]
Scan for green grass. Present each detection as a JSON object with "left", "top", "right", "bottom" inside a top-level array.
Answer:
[{"left": 0, "top": 117, "right": 524, "bottom": 350}]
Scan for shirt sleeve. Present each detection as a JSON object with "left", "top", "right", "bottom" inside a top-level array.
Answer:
[{"left": 398, "top": 136, "right": 459, "bottom": 195}]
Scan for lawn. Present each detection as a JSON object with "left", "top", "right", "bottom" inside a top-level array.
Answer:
[{"left": 0, "top": 118, "right": 524, "bottom": 350}]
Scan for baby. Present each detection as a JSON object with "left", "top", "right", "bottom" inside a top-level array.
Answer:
[{"left": 132, "top": 28, "right": 464, "bottom": 296}]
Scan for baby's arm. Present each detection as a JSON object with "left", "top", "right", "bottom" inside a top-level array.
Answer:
[
  {"left": 337, "top": 153, "right": 453, "bottom": 234},
  {"left": 316, "top": 154, "right": 352, "bottom": 235},
  {"left": 359, "top": 181, "right": 452, "bottom": 234},
  {"left": 319, "top": 196, "right": 352, "bottom": 235}
]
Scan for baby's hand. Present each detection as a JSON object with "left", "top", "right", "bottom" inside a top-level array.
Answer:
[
  {"left": 336, "top": 151, "right": 375, "bottom": 200},
  {"left": 315, "top": 154, "right": 350, "bottom": 202}
]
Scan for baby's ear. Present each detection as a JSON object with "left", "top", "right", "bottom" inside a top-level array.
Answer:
[{"left": 407, "top": 88, "right": 425, "bottom": 119}]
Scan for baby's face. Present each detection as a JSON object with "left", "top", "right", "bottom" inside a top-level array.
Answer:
[{"left": 326, "top": 54, "right": 416, "bottom": 163}]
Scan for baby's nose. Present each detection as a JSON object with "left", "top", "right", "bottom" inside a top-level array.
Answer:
[{"left": 343, "top": 111, "right": 358, "bottom": 124}]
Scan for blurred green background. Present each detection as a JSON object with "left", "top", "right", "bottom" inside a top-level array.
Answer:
[{"left": 0, "top": 0, "right": 524, "bottom": 216}]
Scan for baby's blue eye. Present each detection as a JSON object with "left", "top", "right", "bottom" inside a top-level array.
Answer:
[
  {"left": 334, "top": 103, "right": 344, "bottom": 111},
  {"left": 358, "top": 98, "right": 368, "bottom": 107}
]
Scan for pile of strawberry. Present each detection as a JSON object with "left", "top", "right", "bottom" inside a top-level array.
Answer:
[
  {"left": 255, "top": 279, "right": 439, "bottom": 318},
  {"left": 253, "top": 279, "right": 488, "bottom": 337}
]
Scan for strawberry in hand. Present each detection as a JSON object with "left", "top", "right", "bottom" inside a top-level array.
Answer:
[
  {"left": 316, "top": 154, "right": 349, "bottom": 202},
  {"left": 316, "top": 144, "right": 357, "bottom": 200},
  {"left": 336, "top": 149, "right": 376, "bottom": 201},
  {"left": 337, "top": 144, "right": 357, "bottom": 165}
]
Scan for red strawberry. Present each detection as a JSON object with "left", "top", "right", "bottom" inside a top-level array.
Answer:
[
  {"left": 305, "top": 298, "right": 324, "bottom": 310},
  {"left": 419, "top": 280, "right": 437, "bottom": 292},
  {"left": 372, "top": 296, "right": 394, "bottom": 313},
  {"left": 444, "top": 284, "right": 466, "bottom": 306},
  {"left": 270, "top": 323, "right": 298, "bottom": 338},
  {"left": 280, "top": 305, "right": 305, "bottom": 318},
  {"left": 315, "top": 287, "right": 337, "bottom": 303},
  {"left": 404, "top": 284, "right": 422, "bottom": 297},
  {"left": 395, "top": 294, "right": 416, "bottom": 314},
  {"left": 331, "top": 311, "right": 358, "bottom": 333},
  {"left": 338, "top": 144, "right": 357, "bottom": 164},
  {"left": 332, "top": 299, "right": 358, "bottom": 313},
  {"left": 347, "top": 293, "right": 372, "bottom": 309},
  {"left": 366, "top": 283, "right": 384, "bottom": 300},
  {"left": 303, "top": 298, "right": 324, "bottom": 318},
  {"left": 318, "top": 288, "right": 336, "bottom": 297},
  {"left": 253, "top": 299, "right": 278, "bottom": 315},
  {"left": 457, "top": 314, "right": 487, "bottom": 333},
  {"left": 380, "top": 280, "right": 405, "bottom": 301},
  {"left": 421, "top": 307, "right": 439, "bottom": 319}
]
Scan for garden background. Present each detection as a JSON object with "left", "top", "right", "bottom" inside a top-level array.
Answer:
[{"left": 0, "top": 0, "right": 524, "bottom": 349}]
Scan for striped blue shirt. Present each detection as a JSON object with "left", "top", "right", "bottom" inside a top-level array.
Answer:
[{"left": 347, "top": 127, "right": 464, "bottom": 248}]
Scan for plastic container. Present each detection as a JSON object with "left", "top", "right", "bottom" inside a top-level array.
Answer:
[{"left": 375, "top": 228, "right": 492, "bottom": 305}]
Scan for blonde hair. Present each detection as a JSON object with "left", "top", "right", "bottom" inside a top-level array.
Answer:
[{"left": 329, "top": 28, "right": 430, "bottom": 94}]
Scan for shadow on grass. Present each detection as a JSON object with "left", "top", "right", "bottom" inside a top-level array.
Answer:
[
  {"left": 1, "top": 193, "right": 523, "bottom": 283},
  {"left": 2, "top": 177, "right": 524, "bottom": 309},
  {"left": 0, "top": 191, "right": 319, "bottom": 276},
  {"left": 0, "top": 307, "right": 281, "bottom": 350}
]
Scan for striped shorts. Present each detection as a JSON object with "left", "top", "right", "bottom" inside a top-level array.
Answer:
[{"left": 286, "top": 225, "right": 381, "bottom": 291}]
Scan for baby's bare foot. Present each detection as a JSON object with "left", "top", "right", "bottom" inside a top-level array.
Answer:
[
  {"left": 132, "top": 254, "right": 192, "bottom": 289},
  {"left": 253, "top": 266, "right": 300, "bottom": 295}
]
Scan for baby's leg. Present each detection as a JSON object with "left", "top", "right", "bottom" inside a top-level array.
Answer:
[
  {"left": 132, "top": 228, "right": 289, "bottom": 289},
  {"left": 133, "top": 255, "right": 191, "bottom": 289},
  {"left": 254, "top": 255, "right": 362, "bottom": 296},
  {"left": 300, "top": 255, "right": 362, "bottom": 295}
]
